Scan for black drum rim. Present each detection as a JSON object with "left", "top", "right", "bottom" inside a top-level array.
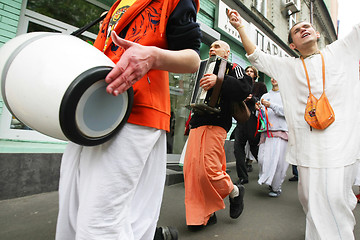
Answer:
[{"left": 59, "top": 66, "right": 134, "bottom": 146}]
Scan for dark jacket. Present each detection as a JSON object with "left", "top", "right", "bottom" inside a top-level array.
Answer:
[
  {"left": 190, "top": 64, "right": 253, "bottom": 132},
  {"left": 246, "top": 81, "right": 268, "bottom": 113}
]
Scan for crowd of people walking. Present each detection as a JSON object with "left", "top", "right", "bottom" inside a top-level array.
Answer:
[{"left": 50, "top": 1, "right": 360, "bottom": 239}]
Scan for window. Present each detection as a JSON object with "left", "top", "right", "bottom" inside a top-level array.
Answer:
[
  {"left": 168, "top": 72, "right": 195, "bottom": 153},
  {"left": 0, "top": 0, "right": 109, "bottom": 142},
  {"left": 26, "top": 0, "right": 107, "bottom": 35},
  {"left": 253, "top": 0, "right": 267, "bottom": 17},
  {"left": 284, "top": 0, "right": 301, "bottom": 16}
]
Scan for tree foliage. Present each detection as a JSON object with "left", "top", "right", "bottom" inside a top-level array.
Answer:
[{"left": 27, "top": 0, "right": 111, "bottom": 34}]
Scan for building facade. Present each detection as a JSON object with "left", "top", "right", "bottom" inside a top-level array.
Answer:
[{"left": 0, "top": 0, "right": 338, "bottom": 199}]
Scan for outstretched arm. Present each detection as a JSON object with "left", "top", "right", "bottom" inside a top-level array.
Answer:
[
  {"left": 105, "top": 31, "right": 200, "bottom": 96},
  {"left": 227, "top": 9, "right": 256, "bottom": 55}
]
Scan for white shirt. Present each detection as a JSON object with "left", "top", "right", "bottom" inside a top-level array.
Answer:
[{"left": 247, "top": 24, "right": 360, "bottom": 168}]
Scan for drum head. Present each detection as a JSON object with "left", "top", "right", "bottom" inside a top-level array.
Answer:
[{"left": 60, "top": 66, "right": 133, "bottom": 146}]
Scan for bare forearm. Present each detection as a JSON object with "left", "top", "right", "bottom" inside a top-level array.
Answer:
[
  {"left": 227, "top": 9, "right": 256, "bottom": 56},
  {"left": 105, "top": 32, "right": 201, "bottom": 96},
  {"left": 236, "top": 25, "right": 256, "bottom": 55},
  {"left": 152, "top": 47, "right": 200, "bottom": 73}
]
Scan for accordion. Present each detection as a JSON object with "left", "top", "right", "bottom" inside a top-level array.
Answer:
[{"left": 187, "top": 56, "right": 233, "bottom": 114}]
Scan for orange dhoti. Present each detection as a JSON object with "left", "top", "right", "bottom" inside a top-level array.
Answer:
[{"left": 183, "top": 125, "right": 234, "bottom": 225}]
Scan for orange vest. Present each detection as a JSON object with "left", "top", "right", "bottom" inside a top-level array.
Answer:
[{"left": 94, "top": 0, "right": 199, "bottom": 131}]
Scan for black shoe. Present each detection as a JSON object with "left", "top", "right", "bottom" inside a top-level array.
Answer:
[
  {"left": 187, "top": 225, "right": 204, "bottom": 232},
  {"left": 240, "top": 178, "right": 249, "bottom": 184},
  {"left": 229, "top": 184, "right": 245, "bottom": 219},
  {"left": 188, "top": 212, "right": 217, "bottom": 232},
  {"left": 289, "top": 176, "right": 298, "bottom": 182},
  {"left": 155, "top": 226, "right": 178, "bottom": 240},
  {"left": 236, "top": 178, "right": 248, "bottom": 185},
  {"left": 207, "top": 212, "right": 217, "bottom": 226}
]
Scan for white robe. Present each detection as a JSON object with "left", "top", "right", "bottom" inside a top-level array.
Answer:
[
  {"left": 258, "top": 136, "right": 288, "bottom": 192},
  {"left": 56, "top": 123, "right": 167, "bottom": 240},
  {"left": 257, "top": 90, "right": 289, "bottom": 191},
  {"left": 355, "top": 161, "right": 360, "bottom": 186},
  {"left": 247, "top": 24, "right": 360, "bottom": 239},
  {"left": 247, "top": 24, "right": 360, "bottom": 168}
]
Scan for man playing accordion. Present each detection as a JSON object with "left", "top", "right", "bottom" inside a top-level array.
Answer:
[{"left": 183, "top": 40, "right": 252, "bottom": 229}]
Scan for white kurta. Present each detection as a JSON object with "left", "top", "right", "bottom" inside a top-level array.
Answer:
[
  {"left": 247, "top": 24, "right": 360, "bottom": 168},
  {"left": 355, "top": 161, "right": 360, "bottom": 186},
  {"left": 247, "top": 24, "right": 360, "bottom": 240}
]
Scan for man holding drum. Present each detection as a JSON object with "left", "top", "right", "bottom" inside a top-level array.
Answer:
[
  {"left": 183, "top": 40, "right": 252, "bottom": 229},
  {"left": 55, "top": 0, "right": 201, "bottom": 240}
]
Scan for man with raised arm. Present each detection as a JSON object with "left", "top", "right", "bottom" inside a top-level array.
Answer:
[{"left": 227, "top": 9, "right": 360, "bottom": 240}]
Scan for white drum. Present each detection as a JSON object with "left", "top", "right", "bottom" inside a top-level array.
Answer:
[{"left": 0, "top": 32, "right": 133, "bottom": 146}]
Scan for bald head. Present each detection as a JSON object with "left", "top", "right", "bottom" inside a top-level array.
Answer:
[{"left": 209, "top": 40, "right": 230, "bottom": 59}]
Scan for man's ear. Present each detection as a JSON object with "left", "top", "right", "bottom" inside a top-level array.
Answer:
[
  {"left": 316, "top": 31, "right": 320, "bottom": 39},
  {"left": 289, "top": 43, "right": 297, "bottom": 50},
  {"left": 224, "top": 50, "right": 230, "bottom": 60}
]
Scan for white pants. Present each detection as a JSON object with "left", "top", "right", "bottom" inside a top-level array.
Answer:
[
  {"left": 354, "top": 160, "right": 360, "bottom": 186},
  {"left": 258, "top": 137, "right": 288, "bottom": 192},
  {"left": 298, "top": 163, "right": 358, "bottom": 240},
  {"left": 56, "top": 123, "right": 167, "bottom": 240},
  {"left": 245, "top": 141, "right": 256, "bottom": 161}
]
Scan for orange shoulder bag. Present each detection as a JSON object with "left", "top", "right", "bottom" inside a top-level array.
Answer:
[{"left": 301, "top": 52, "right": 335, "bottom": 130}]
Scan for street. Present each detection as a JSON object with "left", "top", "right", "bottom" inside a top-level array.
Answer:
[{"left": 0, "top": 162, "right": 359, "bottom": 240}]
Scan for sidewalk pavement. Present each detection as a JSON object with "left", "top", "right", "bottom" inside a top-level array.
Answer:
[{"left": 0, "top": 162, "right": 359, "bottom": 240}]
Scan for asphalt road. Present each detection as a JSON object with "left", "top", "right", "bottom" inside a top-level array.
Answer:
[{"left": 0, "top": 162, "right": 359, "bottom": 240}]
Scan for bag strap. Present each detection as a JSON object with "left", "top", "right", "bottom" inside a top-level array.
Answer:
[
  {"left": 209, "top": 58, "right": 227, "bottom": 107},
  {"left": 300, "top": 51, "right": 326, "bottom": 94},
  {"left": 264, "top": 107, "right": 273, "bottom": 138},
  {"left": 255, "top": 108, "right": 265, "bottom": 137},
  {"left": 255, "top": 111, "right": 261, "bottom": 137},
  {"left": 71, "top": 13, "right": 107, "bottom": 37}
]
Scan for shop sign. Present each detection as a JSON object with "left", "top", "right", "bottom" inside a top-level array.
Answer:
[{"left": 215, "top": 0, "right": 290, "bottom": 57}]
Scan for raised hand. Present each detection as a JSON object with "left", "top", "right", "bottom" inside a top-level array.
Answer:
[
  {"left": 226, "top": 9, "right": 256, "bottom": 55},
  {"left": 227, "top": 9, "right": 243, "bottom": 30}
]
